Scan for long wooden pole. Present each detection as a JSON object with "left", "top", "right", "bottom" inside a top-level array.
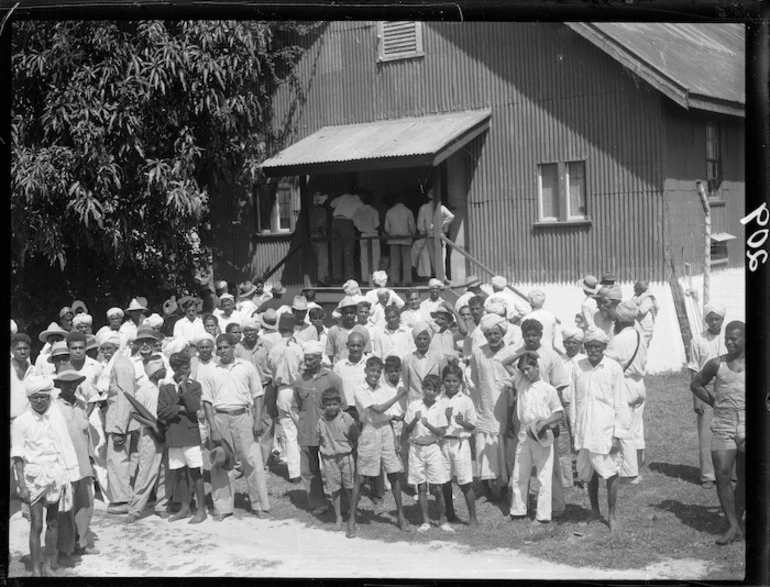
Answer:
[{"left": 696, "top": 181, "right": 711, "bottom": 306}]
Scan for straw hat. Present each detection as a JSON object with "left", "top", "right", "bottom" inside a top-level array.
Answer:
[
  {"left": 125, "top": 298, "right": 148, "bottom": 312},
  {"left": 38, "top": 322, "right": 68, "bottom": 343}
]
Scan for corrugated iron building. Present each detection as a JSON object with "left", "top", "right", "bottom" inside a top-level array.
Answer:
[{"left": 214, "top": 21, "right": 745, "bottom": 287}]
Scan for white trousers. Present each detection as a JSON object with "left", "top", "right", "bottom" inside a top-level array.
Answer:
[
  {"left": 276, "top": 386, "right": 301, "bottom": 479},
  {"left": 510, "top": 438, "right": 554, "bottom": 521}
]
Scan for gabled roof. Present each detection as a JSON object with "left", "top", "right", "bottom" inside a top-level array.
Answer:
[
  {"left": 567, "top": 23, "right": 745, "bottom": 117},
  {"left": 260, "top": 109, "right": 492, "bottom": 176}
]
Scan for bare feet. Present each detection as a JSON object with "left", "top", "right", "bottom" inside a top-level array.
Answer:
[
  {"left": 333, "top": 520, "right": 343, "bottom": 531},
  {"left": 716, "top": 527, "right": 743, "bottom": 545},
  {"left": 169, "top": 509, "right": 192, "bottom": 522},
  {"left": 41, "top": 562, "right": 56, "bottom": 577},
  {"left": 346, "top": 523, "right": 357, "bottom": 539},
  {"left": 398, "top": 517, "right": 411, "bottom": 532},
  {"left": 583, "top": 511, "right": 604, "bottom": 525},
  {"left": 189, "top": 511, "right": 207, "bottom": 524},
  {"left": 469, "top": 517, "right": 480, "bottom": 527},
  {"left": 608, "top": 514, "right": 620, "bottom": 534}
]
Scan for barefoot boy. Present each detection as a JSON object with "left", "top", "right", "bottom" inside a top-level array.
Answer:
[
  {"left": 404, "top": 374, "right": 452, "bottom": 533},
  {"left": 317, "top": 388, "right": 358, "bottom": 531},
  {"left": 439, "top": 364, "right": 479, "bottom": 527},
  {"left": 347, "top": 357, "right": 410, "bottom": 538}
]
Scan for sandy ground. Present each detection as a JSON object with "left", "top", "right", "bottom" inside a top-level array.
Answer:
[{"left": 7, "top": 503, "right": 713, "bottom": 580}]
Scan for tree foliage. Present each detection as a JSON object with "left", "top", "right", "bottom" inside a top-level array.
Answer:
[{"left": 11, "top": 20, "right": 316, "bottom": 332}]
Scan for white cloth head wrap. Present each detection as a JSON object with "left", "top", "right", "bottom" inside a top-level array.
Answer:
[
  {"left": 97, "top": 331, "right": 122, "bottom": 347},
  {"left": 143, "top": 313, "right": 164, "bottom": 328},
  {"left": 218, "top": 293, "right": 235, "bottom": 302},
  {"left": 106, "top": 307, "right": 124, "bottom": 319},
  {"left": 491, "top": 275, "right": 507, "bottom": 289},
  {"left": 480, "top": 314, "right": 507, "bottom": 334},
  {"left": 561, "top": 326, "right": 584, "bottom": 342},
  {"left": 72, "top": 313, "right": 93, "bottom": 326},
  {"left": 527, "top": 289, "right": 546, "bottom": 307},
  {"left": 486, "top": 301, "right": 507, "bottom": 318},
  {"left": 301, "top": 340, "right": 325, "bottom": 355},
  {"left": 411, "top": 321, "right": 433, "bottom": 339},
  {"left": 241, "top": 317, "right": 260, "bottom": 331},
  {"left": 583, "top": 328, "right": 609, "bottom": 345},
  {"left": 343, "top": 280, "right": 361, "bottom": 296},
  {"left": 614, "top": 300, "right": 639, "bottom": 323},
  {"left": 428, "top": 278, "right": 443, "bottom": 289},
  {"left": 11, "top": 319, "right": 17, "bottom": 335},
  {"left": 194, "top": 332, "right": 216, "bottom": 346},
  {"left": 163, "top": 337, "right": 189, "bottom": 357},
  {"left": 703, "top": 303, "right": 727, "bottom": 319},
  {"left": 25, "top": 375, "right": 55, "bottom": 397},
  {"left": 372, "top": 271, "right": 388, "bottom": 287},
  {"left": 144, "top": 357, "right": 166, "bottom": 378}
]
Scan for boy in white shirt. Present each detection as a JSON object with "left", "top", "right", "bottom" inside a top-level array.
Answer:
[
  {"left": 507, "top": 353, "right": 564, "bottom": 523},
  {"left": 404, "top": 374, "right": 452, "bottom": 533},
  {"left": 439, "top": 363, "right": 478, "bottom": 527}
]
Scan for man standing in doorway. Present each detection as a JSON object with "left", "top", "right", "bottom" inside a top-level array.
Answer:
[
  {"left": 384, "top": 193, "right": 416, "bottom": 286},
  {"left": 329, "top": 191, "right": 364, "bottom": 282}
]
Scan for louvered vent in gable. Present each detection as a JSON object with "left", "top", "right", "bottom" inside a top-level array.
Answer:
[{"left": 377, "top": 21, "right": 424, "bottom": 62}]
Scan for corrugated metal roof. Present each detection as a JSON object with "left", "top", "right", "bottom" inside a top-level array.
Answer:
[
  {"left": 567, "top": 23, "right": 744, "bottom": 117},
  {"left": 260, "top": 109, "right": 492, "bottom": 175}
]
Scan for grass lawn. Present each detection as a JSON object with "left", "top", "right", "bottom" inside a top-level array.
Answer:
[{"left": 230, "top": 370, "right": 745, "bottom": 580}]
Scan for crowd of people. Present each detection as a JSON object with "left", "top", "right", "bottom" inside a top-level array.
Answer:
[{"left": 9, "top": 269, "right": 745, "bottom": 576}]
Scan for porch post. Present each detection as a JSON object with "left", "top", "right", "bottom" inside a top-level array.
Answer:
[{"left": 300, "top": 174, "right": 311, "bottom": 288}]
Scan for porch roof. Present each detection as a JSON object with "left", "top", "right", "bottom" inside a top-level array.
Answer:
[{"left": 260, "top": 109, "right": 492, "bottom": 177}]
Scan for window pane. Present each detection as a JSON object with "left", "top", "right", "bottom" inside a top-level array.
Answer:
[
  {"left": 706, "top": 124, "right": 720, "bottom": 160},
  {"left": 277, "top": 189, "right": 292, "bottom": 230},
  {"left": 539, "top": 163, "right": 560, "bottom": 220},
  {"left": 567, "top": 161, "right": 586, "bottom": 218},
  {"left": 256, "top": 184, "right": 276, "bottom": 232}
]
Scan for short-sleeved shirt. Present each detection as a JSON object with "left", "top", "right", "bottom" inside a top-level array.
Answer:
[
  {"left": 515, "top": 379, "right": 563, "bottom": 443},
  {"left": 294, "top": 368, "right": 345, "bottom": 446},
  {"left": 511, "top": 344, "right": 570, "bottom": 392},
  {"left": 325, "top": 324, "right": 372, "bottom": 365},
  {"left": 419, "top": 298, "right": 444, "bottom": 324},
  {"left": 352, "top": 204, "right": 380, "bottom": 236},
  {"left": 371, "top": 325, "right": 415, "bottom": 360},
  {"left": 442, "top": 391, "right": 477, "bottom": 439},
  {"left": 56, "top": 396, "right": 92, "bottom": 479},
  {"left": 330, "top": 193, "right": 364, "bottom": 220},
  {"left": 173, "top": 316, "right": 207, "bottom": 342},
  {"left": 317, "top": 411, "right": 357, "bottom": 456},
  {"left": 199, "top": 358, "right": 263, "bottom": 410},
  {"left": 406, "top": 398, "right": 448, "bottom": 443},
  {"left": 213, "top": 309, "right": 244, "bottom": 333},
  {"left": 688, "top": 330, "right": 726, "bottom": 373},
  {"left": 333, "top": 357, "right": 368, "bottom": 408},
  {"left": 379, "top": 379, "right": 407, "bottom": 419},
  {"left": 355, "top": 383, "right": 392, "bottom": 428},
  {"left": 384, "top": 203, "right": 416, "bottom": 245},
  {"left": 268, "top": 338, "right": 303, "bottom": 389}
]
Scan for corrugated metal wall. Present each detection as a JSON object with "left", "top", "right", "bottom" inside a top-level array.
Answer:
[{"left": 267, "top": 22, "right": 681, "bottom": 284}]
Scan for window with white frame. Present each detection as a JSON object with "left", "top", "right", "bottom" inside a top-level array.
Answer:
[
  {"left": 255, "top": 178, "right": 300, "bottom": 234},
  {"left": 377, "top": 22, "right": 424, "bottom": 62},
  {"left": 706, "top": 122, "right": 723, "bottom": 201},
  {"left": 537, "top": 160, "right": 588, "bottom": 222}
]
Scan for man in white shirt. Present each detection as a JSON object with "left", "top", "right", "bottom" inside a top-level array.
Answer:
[
  {"left": 371, "top": 305, "right": 416, "bottom": 360},
  {"left": 332, "top": 332, "right": 369, "bottom": 420},
  {"left": 213, "top": 293, "right": 243, "bottom": 333},
  {"left": 173, "top": 298, "right": 206, "bottom": 342},
  {"left": 329, "top": 192, "right": 364, "bottom": 282},
  {"left": 11, "top": 333, "right": 35, "bottom": 420},
  {"left": 384, "top": 194, "right": 416, "bottom": 286},
  {"left": 524, "top": 290, "right": 563, "bottom": 353},
  {"left": 120, "top": 298, "right": 147, "bottom": 352},
  {"left": 352, "top": 188, "right": 381, "bottom": 286},
  {"left": 415, "top": 188, "right": 454, "bottom": 279},
  {"left": 419, "top": 278, "right": 446, "bottom": 324},
  {"left": 485, "top": 275, "right": 530, "bottom": 325},
  {"left": 578, "top": 275, "right": 600, "bottom": 331}
]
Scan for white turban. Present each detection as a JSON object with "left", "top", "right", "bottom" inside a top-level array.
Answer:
[
  {"left": 491, "top": 275, "right": 507, "bottom": 289},
  {"left": 143, "top": 313, "right": 164, "bottom": 328},
  {"left": 218, "top": 293, "right": 235, "bottom": 302},
  {"left": 486, "top": 301, "right": 507, "bottom": 318},
  {"left": 301, "top": 340, "right": 325, "bottom": 355},
  {"left": 25, "top": 375, "right": 55, "bottom": 397},
  {"left": 614, "top": 301, "right": 639, "bottom": 323},
  {"left": 480, "top": 314, "right": 507, "bottom": 334},
  {"left": 241, "top": 317, "right": 260, "bottom": 331},
  {"left": 412, "top": 321, "right": 433, "bottom": 339},
  {"left": 97, "top": 331, "right": 122, "bottom": 347},
  {"left": 72, "top": 313, "right": 93, "bottom": 326},
  {"left": 106, "top": 307, "right": 124, "bottom": 319},
  {"left": 703, "top": 303, "right": 727, "bottom": 319},
  {"left": 343, "top": 280, "right": 361, "bottom": 296},
  {"left": 583, "top": 328, "right": 609, "bottom": 345},
  {"left": 144, "top": 357, "right": 166, "bottom": 379},
  {"left": 11, "top": 319, "right": 17, "bottom": 335},
  {"left": 164, "top": 337, "right": 189, "bottom": 356},
  {"left": 193, "top": 332, "right": 216, "bottom": 346},
  {"left": 372, "top": 271, "right": 388, "bottom": 287},
  {"left": 528, "top": 289, "right": 546, "bottom": 307},
  {"left": 428, "top": 278, "right": 443, "bottom": 289},
  {"left": 561, "top": 326, "right": 584, "bottom": 342}
]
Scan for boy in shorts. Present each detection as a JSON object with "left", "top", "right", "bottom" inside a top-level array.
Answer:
[
  {"left": 439, "top": 364, "right": 479, "bottom": 527},
  {"left": 317, "top": 388, "right": 358, "bottom": 531},
  {"left": 347, "top": 356, "right": 410, "bottom": 538},
  {"left": 404, "top": 374, "right": 452, "bottom": 533},
  {"left": 382, "top": 356, "right": 408, "bottom": 464}
]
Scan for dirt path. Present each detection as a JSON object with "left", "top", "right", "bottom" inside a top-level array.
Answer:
[{"left": 7, "top": 505, "right": 713, "bottom": 579}]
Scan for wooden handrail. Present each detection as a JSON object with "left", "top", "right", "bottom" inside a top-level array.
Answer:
[
  {"left": 439, "top": 234, "right": 530, "bottom": 303},
  {"left": 261, "top": 238, "right": 308, "bottom": 282}
]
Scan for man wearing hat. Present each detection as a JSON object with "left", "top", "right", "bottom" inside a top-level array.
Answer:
[
  {"left": 256, "top": 282, "right": 287, "bottom": 314},
  {"left": 59, "top": 307, "right": 75, "bottom": 332},
  {"left": 235, "top": 280, "right": 259, "bottom": 317},
  {"left": 250, "top": 311, "right": 283, "bottom": 466},
  {"left": 329, "top": 191, "right": 364, "bottom": 282},
  {"left": 594, "top": 286, "right": 621, "bottom": 339},
  {"left": 96, "top": 308, "right": 127, "bottom": 354},
  {"left": 429, "top": 302, "right": 467, "bottom": 362},
  {"left": 293, "top": 340, "right": 345, "bottom": 513},
  {"left": 402, "top": 322, "right": 448, "bottom": 402},
  {"left": 44, "top": 342, "right": 71, "bottom": 377},
  {"left": 606, "top": 301, "right": 648, "bottom": 484},
  {"left": 454, "top": 276, "right": 485, "bottom": 314},
  {"left": 325, "top": 296, "right": 372, "bottom": 366},
  {"left": 632, "top": 280, "right": 658, "bottom": 346},
  {"left": 687, "top": 303, "right": 727, "bottom": 489},
  {"left": 600, "top": 273, "right": 616, "bottom": 287},
  {"left": 291, "top": 296, "right": 317, "bottom": 344},
  {"left": 384, "top": 192, "right": 416, "bottom": 286},
  {"left": 120, "top": 298, "right": 148, "bottom": 351},
  {"left": 468, "top": 314, "right": 517, "bottom": 501},
  {"left": 214, "top": 280, "right": 229, "bottom": 298},
  {"left": 569, "top": 328, "right": 631, "bottom": 534},
  {"left": 200, "top": 333, "right": 270, "bottom": 521},
  {"left": 72, "top": 313, "right": 94, "bottom": 336},
  {"left": 54, "top": 365, "right": 99, "bottom": 560},
  {"left": 12, "top": 375, "right": 80, "bottom": 576},
  {"left": 173, "top": 297, "right": 207, "bottom": 342},
  {"left": 558, "top": 325, "right": 587, "bottom": 488},
  {"left": 126, "top": 356, "right": 171, "bottom": 522},
  {"left": 267, "top": 314, "right": 305, "bottom": 482},
  {"left": 35, "top": 323, "right": 69, "bottom": 377},
  {"left": 234, "top": 318, "right": 261, "bottom": 364},
  {"left": 213, "top": 293, "right": 243, "bottom": 334},
  {"left": 578, "top": 275, "right": 600, "bottom": 331},
  {"left": 419, "top": 278, "right": 446, "bottom": 324}
]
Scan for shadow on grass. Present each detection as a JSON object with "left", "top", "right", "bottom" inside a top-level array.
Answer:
[
  {"left": 648, "top": 462, "right": 701, "bottom": 485},
  {"left": 653, "top": 499, "right": 725, "bottom": 535}
]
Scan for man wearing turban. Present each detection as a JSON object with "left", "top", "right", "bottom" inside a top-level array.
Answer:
[
  {"left": 569, "top": 328, "right": 631, "bottom": 533},
  {"left": 605, "top": 301, "right": 648, "bottom": 483},
  {"left": 687, "top": 303, "right": 728, "bottom": 489},
  {"left": 558, "top": 325, "right": 588, "bottom": 487},
  {"left": 469, "top": 312, "right": 519, "bottom": 502},
  {"left": 632, "top": 280, "right": 659, "bottom": 346},
  {"left": 12, "top": 375, "right": 80, "bottom": 576},
  {"left": 401, "top": 322, "right": 448, "bottom": 401}
]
